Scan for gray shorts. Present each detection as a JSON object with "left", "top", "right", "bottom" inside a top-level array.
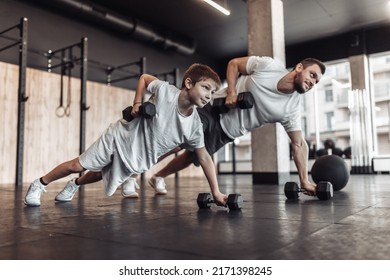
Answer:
[
  {"left": 191, "top": 103, "right": 233, "bottom": 166},
  {"left": 79, "top": 126, "right": 130, "bottom": 196}
]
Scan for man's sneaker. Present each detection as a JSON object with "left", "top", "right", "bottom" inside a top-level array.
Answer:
[
  {"left": 122, "top": 178, "right": 140, "bottom": 198},
  {"left": 149, "top": 175, "right": 167, "bottom": 195},
  {"left": 24, "top": 179, "right": 47, "bottom": 207},
  {"left": 55, "top": 178, "right": 79, "bottom": 202}
]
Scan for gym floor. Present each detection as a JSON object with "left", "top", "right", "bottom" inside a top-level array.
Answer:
[{"left": 1, "top": 173, "right": 390, "bottom": 260}]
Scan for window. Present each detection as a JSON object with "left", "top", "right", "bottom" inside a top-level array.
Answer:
[
  {"left": 301, "top": 117, "right": 307, "bottom": 137},
  {"left": 369, "top": 52, "right": 390, "bottom": 155},
  {"left": 325, "top": 112, "right": 334, "bottom": 131},
  {"left": 302, "top": 59, "right": 351, "bottom": 151},
  {"left": 325, "top": 89, "right": 333, "bottom": 102}
]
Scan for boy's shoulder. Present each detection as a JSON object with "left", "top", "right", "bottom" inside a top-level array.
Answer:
[
  {"left": 148, "top": 79, "right": 178, "bottom": 93},
  {"left": 191, "top": 109, "right": 203, "bottom": 125}
]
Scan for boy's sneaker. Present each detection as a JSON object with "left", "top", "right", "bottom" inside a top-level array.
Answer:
[
  {"left": 55, "top": 178, "right": 79, "bottom": 202},
  {"left": 24, "top": 179, "right": 47, "bottom": 207},
  {"left": 122, "top": 178, "right": 140, "bottom": 198},
  {"left": 149, "top": 175, "right": 167, "bottom": 195}
]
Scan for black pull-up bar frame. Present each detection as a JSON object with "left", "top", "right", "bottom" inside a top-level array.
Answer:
[
  {"left": 0, "top": 17, "right": 29, "bottom": 187},
  {"left": 46, "top": 37, "right": 89, "bottom": 157},
  {"left": 106, "top": 56, "right": 146, "bottom": 86}
]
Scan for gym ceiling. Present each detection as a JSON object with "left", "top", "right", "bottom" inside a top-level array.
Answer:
[{"left": 21, "top": 0, "right": 390, "bottom": 66}]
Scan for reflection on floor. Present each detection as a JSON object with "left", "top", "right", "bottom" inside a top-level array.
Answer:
[{"left": 1, "top": 174, "right": 390, "bottom": 260}]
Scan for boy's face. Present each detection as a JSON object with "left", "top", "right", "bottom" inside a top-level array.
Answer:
[{"left": 188, "top": 78, "right": 218, "bottom": 108}]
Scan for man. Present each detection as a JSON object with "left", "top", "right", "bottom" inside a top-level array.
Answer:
[{"left": 140, "top": 56, "right": 326, "bottom": 197}]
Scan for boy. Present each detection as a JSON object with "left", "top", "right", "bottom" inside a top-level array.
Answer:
[{"left": 24, "top": 63, "right": 227, "bottom": 207}]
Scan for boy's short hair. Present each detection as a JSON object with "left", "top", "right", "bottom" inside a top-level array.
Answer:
[{"left": 181, "top": 63, "right": 221, "bottom": 90}]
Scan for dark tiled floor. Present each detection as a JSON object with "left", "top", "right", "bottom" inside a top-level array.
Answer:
[{"left": 1, "top": 173, "right": 390, "bottom": 260}]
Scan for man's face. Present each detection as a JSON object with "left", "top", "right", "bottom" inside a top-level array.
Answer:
[{"left": 294, "top": 64, "right": 323, "bottom": 94}]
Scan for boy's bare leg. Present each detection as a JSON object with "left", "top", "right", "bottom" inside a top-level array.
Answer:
[
  {"left": 53, "top": 166, "right": 102, "bottom": 203},
  {"left": 25, "top": 157, "right": 85, "bottom": 206},
  {"left": 41, "top": 158, "right": 84, "bottom": 185}
]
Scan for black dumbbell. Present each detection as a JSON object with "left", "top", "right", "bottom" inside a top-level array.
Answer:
[
  {"left": 213, "top": 91, "right": 254, "bottom": 114},
  {"left": 197, "top": 193, "right": 243, "bottom": 210},
  {"left": 122, "top": 102, "right": 156, "bottom": 122},
  {"left": 284, "top": 181, "right": 333, "bottom": 201}
]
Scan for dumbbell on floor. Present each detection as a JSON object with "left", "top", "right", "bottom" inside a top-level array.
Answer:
[
  {"left": 213, "top": 91, "right": 254, "bottom": 114},
  {"left": 122, "top": 102, "right": 156, "bottom": 122},
  {"left": 284, "top": 181, "right": 333, "bottom": 201},
  {"left": 197, "top": 193, "right": 243, "bottom": 210}
]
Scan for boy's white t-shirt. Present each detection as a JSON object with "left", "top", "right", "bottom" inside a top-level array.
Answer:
[
  {"left": 219, "top": 56, "right": 302, "bottom": 139},
  {"left": 113, "top": 80, "right": 204, "bottom": 174}
]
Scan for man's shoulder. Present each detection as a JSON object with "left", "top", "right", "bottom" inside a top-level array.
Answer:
[
  {"left": 248, "top": 56, "right": 285, "bottom": 72},
  {"left": 249, "top": 56, "right": 275, "bottom": 63}
]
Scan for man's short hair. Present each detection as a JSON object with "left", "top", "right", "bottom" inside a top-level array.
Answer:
[{"left": 299, "top": 58, "right": 326, "bottom": 75}]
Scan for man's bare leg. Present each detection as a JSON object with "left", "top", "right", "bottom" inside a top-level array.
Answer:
[
  {"left": 149, "top": 150, "right": 195, "bottom": 195},
  {"left": 76, "top": 171, "right": 102, "bottom": 185},
  {"left": 154, "top": 150, "right": 194, "bottom": 177}
]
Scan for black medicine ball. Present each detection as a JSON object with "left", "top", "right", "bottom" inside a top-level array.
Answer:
[{"left": 311, "top": 155, "right": 350, "bottom": 191}]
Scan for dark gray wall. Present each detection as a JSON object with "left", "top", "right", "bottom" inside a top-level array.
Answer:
[
  {"left": 0, "top": 0, "right": 223, "bottom": 89},
  {"left": 2, "top": 0, "right": 390, "bottom": 85},
  {"left": 286, "top": 25, "right": 390, "bottom": 68}
]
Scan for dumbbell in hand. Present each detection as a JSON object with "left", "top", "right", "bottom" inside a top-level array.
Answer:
[
  {"left": 213, "top": 91, "right": 254, "bottom": 114},
  {"left": 122, "top": 102, "right": 156, "bottom": 122},
  {"left": 197, "top": 193, "right": 243, "bottom": 210},
  {"left": 284, "top": 181, "right": 333, "bottom": 201}
]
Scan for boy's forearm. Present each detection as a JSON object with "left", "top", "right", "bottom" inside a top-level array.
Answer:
[
  {"left": 201, "top": 163, "right": 219, "bottom": 195},
  {"left": 134, "top": 74, "right": 157, "bottom": 104},
  {"left": 134, "top": 76, "right": 146, "bottom": 104},
  {"left": 196, "top": 149, "right": 220, "bottom": 194}
]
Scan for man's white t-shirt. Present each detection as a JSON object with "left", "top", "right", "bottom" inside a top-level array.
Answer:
[
  {"left": 113, "top": 80, "right": 204, "bottom": 174},
  {"left": 219, "top": 56, "right": 302, "bottom": 139}
]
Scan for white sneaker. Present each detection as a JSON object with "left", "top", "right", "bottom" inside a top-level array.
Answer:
[
  {"left": 122, "top": 178, "right": 140, "bottom": 198},
  {"left": 24, "top": 179, "right": 47, "bottom": 207},
  {"left": 149, "top": 175, "right": 167, "bottom": 195},
  {"left": 55, "top": 178, "right": 79, "bottom": 202}
]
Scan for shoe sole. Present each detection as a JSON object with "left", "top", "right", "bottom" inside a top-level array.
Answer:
[
  {"left": 55, "top": 193, "right": 76, "bottom": 202},
  {"left": 55, "top": 198, "right": 73, "bottom": 202},
  {"left": 122, "top": 192, "right": 139, "bottom": 198},
  {"left": 24, "top": 200, "right": 40, "bottom": 207},
  {"left": 155, "top": 191, "right": 167, "bottom": 195},
  {"left": 148, "top": 181, "right": 167, "bottom": 195}
]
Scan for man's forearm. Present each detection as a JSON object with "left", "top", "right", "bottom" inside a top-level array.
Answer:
[
  {"left": 226, "top": 59, "right": 240, "bottom": 96},
  {"left": 292, "top": 143, "right": 310, "bottom": 185},
  {"left": 226, "top": 57, "right": 249, "bottom": 97}
]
